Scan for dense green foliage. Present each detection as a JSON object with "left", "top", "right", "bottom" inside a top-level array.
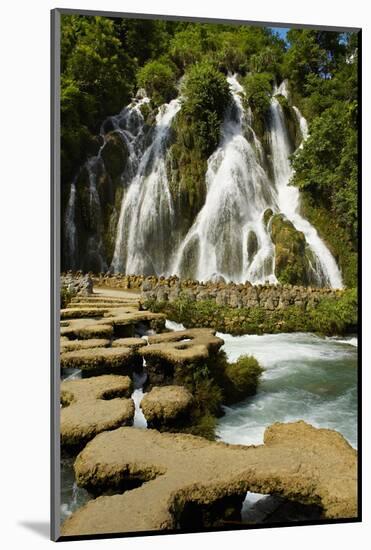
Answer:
[
  {"left": 137, "top": 59, "right": 178, "bottom": 105},
  {"left": 145, "top": 289, "right": 357, "bottom": 336},
  {"left": 242, "top": 72, "right": 273, "bottom": 117},
  {"left": 291, "top": 102, "right": 357, "bottom": 254},
  {"left": 286, "top": 30, "right": 358, "bottom": 287},
  {"left": 181, "top": 62, "right": 232, "bottom": 155}
]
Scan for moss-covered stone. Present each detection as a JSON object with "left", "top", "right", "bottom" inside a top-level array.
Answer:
[
  {"left": 300, "top": 193, "right": 357, "bottom": 288},
  {"left": 263, "top": 207, "right": 274, "bottom": 226},
  {"left": 247, "top": 231, "right": 259, "bottom": 263},
  {"left": 271, "top": 214, "right": 311, "bottom": 285},
  {"left": 223, "top": 355, "right": 264, "bottom": 405},
  {"left": 101, "top": 132, "right": 128, "bottom": 182},
  {"left": 166, "top": 115, "right": 207, "bottom": 236}
]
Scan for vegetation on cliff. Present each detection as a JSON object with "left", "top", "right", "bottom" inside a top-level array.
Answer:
[{"left": 287, "top": 30, "right": 358, "bottom": 287}]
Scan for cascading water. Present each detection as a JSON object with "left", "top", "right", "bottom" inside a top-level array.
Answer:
[
  {"left": 172, "top": 75, "right": 277, "bottom": 284},
  {"left": 64, "top": 179, "right": 77, "bottom": 270},
  {"left": 65, "top": 76, "right": 343, "bottom": 288},
  {"left": 269, "top": 82, "right": 343, "bottom": 288},
  {"left": 111, "top": 99, "right": 181, "bottom": 275},
  {"left": 64, "top": 95, "right": 150, "bottom": 271}
]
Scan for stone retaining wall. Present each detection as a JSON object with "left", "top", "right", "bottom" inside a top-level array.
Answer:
[{"left": 82, "top": 273, "right": 344, "bottom": 311}]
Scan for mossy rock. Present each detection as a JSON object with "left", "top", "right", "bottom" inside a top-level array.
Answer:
[
  {"left": 101, "top": 132, "right": 129, "bottom": 182},
  {"left": 263, "top": 208, "right": 274, "bottom": 227},
  {"left": 299, "top": 193, "right": 357, "bottom": 288},
  {"left": 247, "top": 231, "right": 258, "bottom": 263},
  {"left": 271, "top": 214, "right": 311, "bottom": 286}
]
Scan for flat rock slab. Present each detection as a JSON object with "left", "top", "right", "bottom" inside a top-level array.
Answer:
[
  {"left": 140, "top": 329, "right": 224, "bottom": 364},
  {"left": 61, "top": 310, "right": 165, "bottom": 340},
  {"left": 61, "top": 421, "right": 357, "bottom": 536},
  {"left": 61, "top": 320, "right": 114, "bottom": 340},
  {"left": 111, "top": 338, "right": 147, "bottom": 350},
  {"left": 61, "top": 307, "right": 111, "bottom": 320},
  {"left": 141, "top": 386, "right": 193, "bottom": 428},
  {"left": 60, "top": 338, "right": 110, "bottom": 353},
  {"left": 61, "top": 375, "right": 134, "bottom": 448},
  {"left": 60, "top": 346, "right": 139, "bottom": 374}
]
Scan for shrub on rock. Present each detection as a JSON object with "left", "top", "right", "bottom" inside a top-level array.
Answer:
[{"left": 223, "top": 354, "right": 263, "bottom": 404}]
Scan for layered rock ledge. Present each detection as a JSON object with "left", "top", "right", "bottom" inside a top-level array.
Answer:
[
  {"left": 61, "top": 421, "right": 357, "bottom": 536},
  {"left": 61, "top": 375, "right": 134, "bottom": 448},
  {"left": 60, "top": 342, "right": 145, "bottom": 375}
]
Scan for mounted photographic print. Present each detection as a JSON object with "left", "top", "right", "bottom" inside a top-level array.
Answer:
[{"left": 51, "top": 8, "right": 361, "bottom": 541}]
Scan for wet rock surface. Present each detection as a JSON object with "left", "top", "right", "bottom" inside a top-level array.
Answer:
[{"left": 61, "top": 421, "right": 357, "bottom": 536}]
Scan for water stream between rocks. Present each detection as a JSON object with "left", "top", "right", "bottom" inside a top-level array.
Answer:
[{"left": 61, "top": 324, "right": 357, "bottom": 525}]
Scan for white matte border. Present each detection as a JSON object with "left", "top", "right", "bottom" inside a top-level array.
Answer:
[{"left": 0, "top": 0, "right": 369, "bottom": 548}]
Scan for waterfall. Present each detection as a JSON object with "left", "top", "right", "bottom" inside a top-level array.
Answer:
[
  {"left": 269, "top": 87, "right": 343, "bottom": 288},
  {"left": 172, "top": 75, "right": 277, "bottom": 284},
  {"left": 111, "top": 98, "right": 181, "bottom": 275},
  {"left": 64, "top": 180, "right": 77, "bottom": 269},
  {"left": 63, "top": 96, "right": 150, "bottom": 271},
  {"left": 65, "top": 76, "right": 344, "bottom": 289}
]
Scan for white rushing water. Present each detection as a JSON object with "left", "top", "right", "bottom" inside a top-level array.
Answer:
[
  {"left": 269, "top": 82, "right": 343, "bottom": 288},
  {"left": 216, "top": 331, "right": 357, "bottom": 449},
  {"left": 65, "top": 75, "right": 343, "bottom": 288},
  {"left": 132, "top": 371, "right": 148, "bottom": 428},
  {"left": 64, "top": 180, "right": 77, "bottom": 270},
  {"left": 111, "top": 98, "right": 181, "bottom": 275},
  {"left": 172, "top": 75, "right": 277, "bottom": 284}
]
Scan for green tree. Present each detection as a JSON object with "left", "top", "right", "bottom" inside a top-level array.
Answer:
[
  {"left": 181, "top": 62, "right": 231, "bottom": 155},
  {"left": 243, "top": 72, "right": 273, "bottom": 117},
  {"left": 291, "top": 101, "right": 358, "bottom": 243},
  {"left": 137, "top": 59, "right": 178, "bottom": 105}
]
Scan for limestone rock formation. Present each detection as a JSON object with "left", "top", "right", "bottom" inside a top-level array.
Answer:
[
  {"left": 60, "top": 338, "right": 110, "bottom": 353},
  {"left": 61, "top": 375, "right": 134, "bottom": 448},
  {"left": 141, "top": 329, "right": 224, "bottom": 364},
  {"left": 61, "top": 421, "right": 357, "bottom": 536},
  {"left": 139, "top": 328, "right": 224, "bottom": 386},
  {"left": 141, "top": 386, "right": 194, "bottom": 429},
  {"left": 60, "top": 346, "right": 142, "bottom": 375}
]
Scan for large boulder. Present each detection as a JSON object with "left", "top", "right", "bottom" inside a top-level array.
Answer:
[
  {"left": 101, "top": 132, "right": 129, "bottom": 182},
  {"left": 271, "top": 214, "right": 311, "bottom": 286},
  {"left": 141, "top": 385, "right": 194, "bottom": 429}
]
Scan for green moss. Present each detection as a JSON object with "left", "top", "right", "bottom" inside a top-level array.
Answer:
[
  {"left": 166, "top": 114, "right": 208, "bottom": 236},
  {"left": 223, "top": 355, "right": 263, "bottom": 404},
  {"left": 101, "top": 132, "right": 128, "bottom": 182},
  {"left": 270, "top": 214, "right": 311, "bottom": 285},
  {"left": 300, "top": 194, "right": 357, "bottom": 288},
  {"left": 145, "top": 290, "right": 357, "bottom": 336}
]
